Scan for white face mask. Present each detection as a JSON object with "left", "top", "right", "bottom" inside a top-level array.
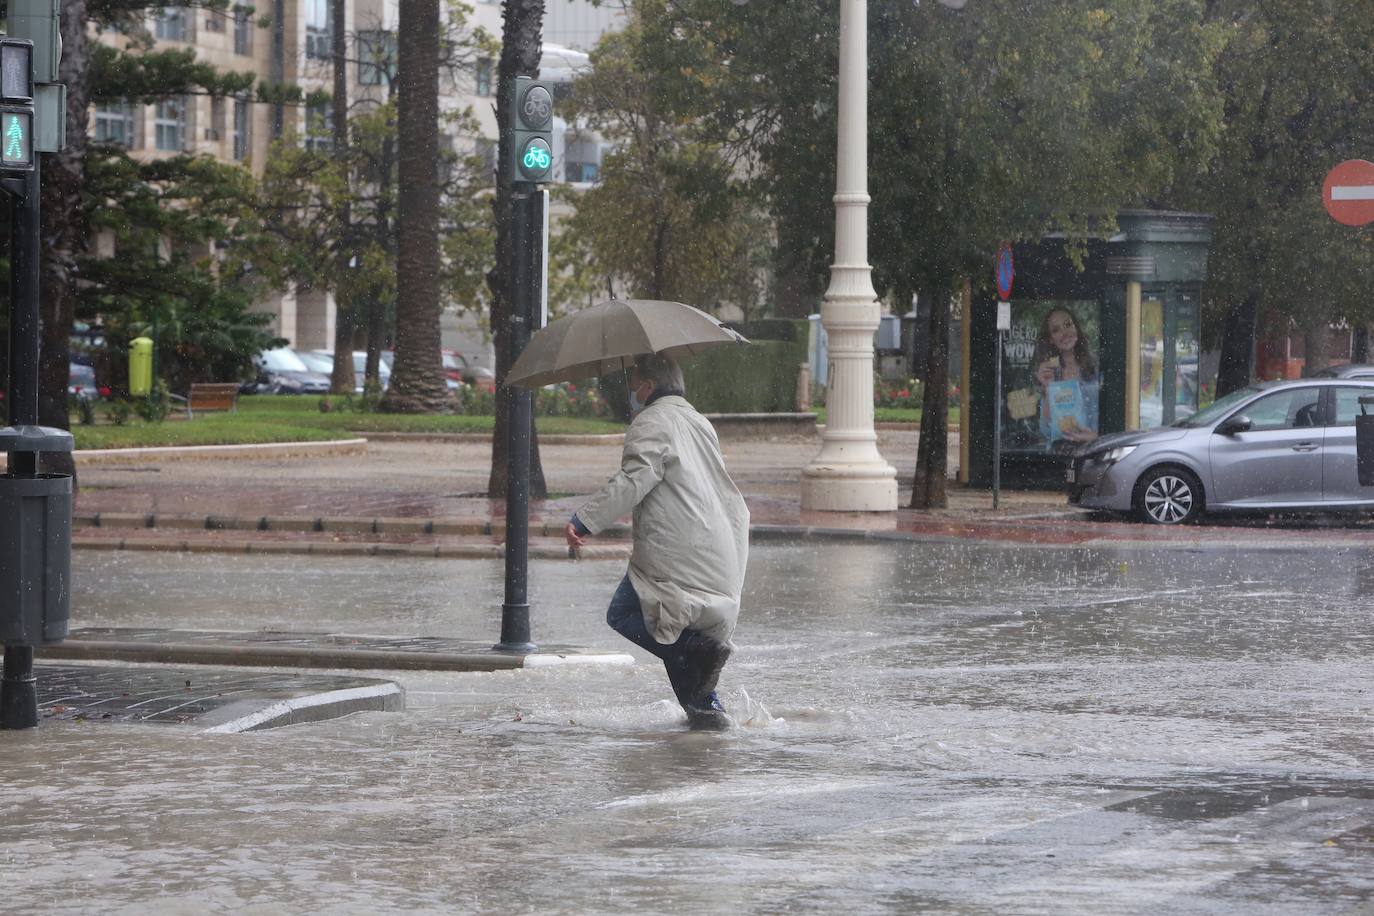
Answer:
[{"left": 628, "top": 382, "right": 648, "bottom": 413}]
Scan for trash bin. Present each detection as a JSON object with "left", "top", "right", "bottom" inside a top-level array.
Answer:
[
  {"left": 129, "top": 336, "right": 153, "bottom": 397},
  {"left": 0, "top": 425, "right": 73, "bottom": 646}
]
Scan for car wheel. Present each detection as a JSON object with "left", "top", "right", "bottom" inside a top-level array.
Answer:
[{"left": 1133, "top": 466, "right": 1203, "bottom": 525}]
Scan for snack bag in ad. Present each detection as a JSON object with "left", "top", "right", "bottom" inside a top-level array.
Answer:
[{"left": 1045, "top": 380, "right": 1087, "bottom": 442}]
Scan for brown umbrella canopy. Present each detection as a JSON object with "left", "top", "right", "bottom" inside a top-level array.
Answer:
[{"left": 504, "top": 299, "right": 748, "bottom": 389}]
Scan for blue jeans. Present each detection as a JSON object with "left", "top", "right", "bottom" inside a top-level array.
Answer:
[{"left": 606, "top": 574, "right": 708, "bottom": 708}]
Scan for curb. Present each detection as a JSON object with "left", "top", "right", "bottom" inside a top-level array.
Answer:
[
  {"left": 75, "top": 511, "right": 635, "bottom": 541},
  {"left": 43, "top": 638, "right": 637, "bottom": 673},
  {"left": 362, "top": 431, "right": 625, "bottom": 445},
  {"left": 76, "top": 438, "right": 369, "bottom": 463},
  {"left": 72, "top": 535, "right": 631, "bottom": 560}
]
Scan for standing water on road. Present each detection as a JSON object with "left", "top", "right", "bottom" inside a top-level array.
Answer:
[{"left": 5, "top": 541, "right": 1374, "bottom": 912}]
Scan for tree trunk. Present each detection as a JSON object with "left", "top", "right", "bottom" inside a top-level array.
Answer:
[
  {"left": 771, "top": 212, "right": 824, "bottom": 319},
  {"left": 486, "top": 0, "right": 548, "bottom": 500},
  {"left": 36, "top": 0, "right": 92, "bottom": 484},
  {"left": 1302, "top": 325, "right": 1327, "bottom": 377},
  {"left": 329, "top": 0, "right": 356, "bottom": 394},
  {"left": 1216, "top": 291, "right": 1257, "bottom": 397},
  {"left": 910, "top": 286, "right": 950, "bottom": 509},
  {"left": 381, "top": 0, "right": 447, "bottom": 413}
]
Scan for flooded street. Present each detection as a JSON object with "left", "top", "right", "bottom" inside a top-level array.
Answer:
[{"left": 5, "top": 542, "right": 1374, "bottom": 912}]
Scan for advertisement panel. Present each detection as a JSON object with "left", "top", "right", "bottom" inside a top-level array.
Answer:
[{"left": 999, "top": 300, "right": 1101, "bottom": 454}]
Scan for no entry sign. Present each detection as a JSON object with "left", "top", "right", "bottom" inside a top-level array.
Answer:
[
  {"left": 995, "top": 243, "right": 1014, "bottom": 301},
  {"left": 1323, "top": 159, "right": 1374, "bottom": 226}
]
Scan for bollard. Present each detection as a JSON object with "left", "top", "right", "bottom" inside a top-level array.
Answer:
[{"left": 0, "top": 425, "right": 73, "bottom": 729}]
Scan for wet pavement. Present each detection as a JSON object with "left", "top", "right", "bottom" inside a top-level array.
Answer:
[{"left": 4, "top": 541, "right": 1374, "bottom": 911}]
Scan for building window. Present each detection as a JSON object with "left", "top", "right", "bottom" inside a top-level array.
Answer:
[
  {"left": 475, "top": 58, "right": 493, "bottom": 96},
  {"left": 94, "top": 101, "right": 136, "bottom": 147},
  {"left": 154, "top": 7, "right": 188, "bottom": 41},
  {"left": 233, "top": 6, "right": 254, "bottom": 56},
  {"left": 304, "top": 100, "right": 331, "bottom": 151},
  {"left": 232, "top": 98, "right": 251, "bottom": 160},
  {"left": 305, "top": 0, "right": 331, "bottom": 60},
  {"left": 154, "top": 98, "right": 186, "bottom": 151},
  {"left": 358, "top": 30, "right": 396, "bottom": 86},
  {"left": 566, "top": 161, "right": 599, "bottom": 183}
]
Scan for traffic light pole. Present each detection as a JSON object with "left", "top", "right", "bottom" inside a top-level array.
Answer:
[
  {"left": 496, "top": 187, "right": 542, "bottom": 653},
  {"left": 2, "top": 162, "right": 41, "bottom": 729}
]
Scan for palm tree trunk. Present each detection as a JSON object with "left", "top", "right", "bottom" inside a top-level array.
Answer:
[{"left": 381, "top": 0, "right": 447, "bottom": 413}]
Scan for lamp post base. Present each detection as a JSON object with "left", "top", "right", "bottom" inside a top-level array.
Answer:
[{"left": 800, "top": 466, "right": 898, "bottom": 512}]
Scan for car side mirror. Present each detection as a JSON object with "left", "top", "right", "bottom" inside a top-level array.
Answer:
[{"left": 1217, "top": 415, "right": 1253, "bottom": 436}]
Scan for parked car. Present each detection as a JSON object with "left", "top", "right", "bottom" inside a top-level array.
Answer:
[
  {"left": 295, "top": 349, "right": 337, "bottom": 378},
  {"left": 1069, "top": 378, "right": 1374, "bottom": 524},
  {"left": 312, "top": 350, "right": 390, "bottom": 394},
  {"left": 1312, "top": 363, "right": 1374, "bottom": 381},
  {"left": 249, "top": 347, "right": 331, "bottom": 394},
  {"left": 68, "top": 362, "right": 103, "bottom": 401},
  {"left": 441, "top": 350, "right": 497, "bottom": 392}
]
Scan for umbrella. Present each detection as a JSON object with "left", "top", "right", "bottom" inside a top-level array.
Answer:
[{"left": 504, "top": 298, "right": 748, "bottom": 389}]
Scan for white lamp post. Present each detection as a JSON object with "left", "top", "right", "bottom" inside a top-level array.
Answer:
[
  {"left": 800, "top": 0, "right": 895, "bottom": 511},
  {"left": 799, "top": 0, "right": 963, "bottom": 512}
]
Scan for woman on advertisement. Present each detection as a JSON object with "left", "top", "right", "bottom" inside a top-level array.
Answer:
[{"left": 1033, "top": 306, "right": 1099, "bottom": 448}]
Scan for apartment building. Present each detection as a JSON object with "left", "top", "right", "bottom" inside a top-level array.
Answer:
[{"left": 92, "top": 0, "right": 618, "bottom": 359}]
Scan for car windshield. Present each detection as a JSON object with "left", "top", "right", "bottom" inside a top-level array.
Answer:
[
  {"left": 1174, "top": 385, "right": 1263, "bottom": 428},
  {"left": 297, "top": 351, "right": 333, "bottom": 373},
  {"left": 260, "top": 348, "right": 308, "bottom": 372}
]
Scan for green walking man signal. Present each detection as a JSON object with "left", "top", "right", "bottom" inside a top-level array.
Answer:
[
  {"left": 0, "top": 39, "right": 35, "bottom": 170},
  {"left": 506, "top": 76, "right": 554, "bottom": 183}
]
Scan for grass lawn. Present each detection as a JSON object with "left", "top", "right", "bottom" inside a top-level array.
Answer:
[
  {"left": 810, "top": 406, "right": 960, "bottom": 426},
  {"left": 72, "top": 395, "right": 625, "bottom": 450}
]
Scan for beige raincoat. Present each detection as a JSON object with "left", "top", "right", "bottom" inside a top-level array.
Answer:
[{"left": 575, "top": 395, "right": 749, "bottom": 645}]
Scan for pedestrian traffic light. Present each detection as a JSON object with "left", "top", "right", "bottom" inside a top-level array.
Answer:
[
  {"left": 506, "top": 76, "right": 554, "bottom": 184},
  {"left": 0, "top": 39, "right": 35, "bottom": 171},
  {"left": 7, "top": 0, "right": 65, "bottom": 153}
]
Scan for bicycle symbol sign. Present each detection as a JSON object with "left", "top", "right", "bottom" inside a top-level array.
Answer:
[
  {"left": 521, "top": 88, "right": 552, "bottom": 127},
  {"left": 523, "top": 145, "right": 551, "bottom": 170}
]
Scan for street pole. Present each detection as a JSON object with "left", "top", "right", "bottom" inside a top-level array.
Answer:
[
  {"left": 993, "top": 326, "right": 1003, "bottom": 511},
  {"left": 800, "top": 0, "right": 897, "bottom": 513},
  {"left": 2, "top": 162, "right": 40, "bottom": 729},
  {"left": 496, "top": 187, "right": 541, "bottom": 653}
]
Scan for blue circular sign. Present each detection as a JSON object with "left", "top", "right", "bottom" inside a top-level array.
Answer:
[{"left": 995, "top": 244, "right": 1014, "bottom": 300}]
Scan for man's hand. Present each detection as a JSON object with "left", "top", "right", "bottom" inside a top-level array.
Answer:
[{"left": 565, "top": 521, "right": 587, "bottom": 550}]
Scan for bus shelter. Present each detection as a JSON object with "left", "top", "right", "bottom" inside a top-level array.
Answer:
[{"left": 963, "top": 210, "right": 1213, "bottom": 489}]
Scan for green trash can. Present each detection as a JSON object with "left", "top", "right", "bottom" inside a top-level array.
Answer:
[{"left": 129, "top": 336, "right": 153, "bottom": 397}]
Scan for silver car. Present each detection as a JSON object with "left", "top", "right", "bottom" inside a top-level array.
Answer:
[{"left": 1068, "top": 379, "right": 1374, "bottom": 524}]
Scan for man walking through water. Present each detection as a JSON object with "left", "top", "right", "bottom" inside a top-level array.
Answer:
[{"left": 565, "top": 353, "right": 749, "bottom": 728}]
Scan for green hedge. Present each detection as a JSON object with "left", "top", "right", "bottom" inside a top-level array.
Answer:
[{"left": 682, "top": 333, "right": 808, "bottom": 414}]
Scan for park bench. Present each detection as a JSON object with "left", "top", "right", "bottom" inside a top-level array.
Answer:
[{"left": 181, "top": 383, "right": 240, "bottom": 419}]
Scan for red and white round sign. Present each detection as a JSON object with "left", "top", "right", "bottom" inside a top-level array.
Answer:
[{"left": 1323, "top": 159, "right": 1374, "bottom": 226}]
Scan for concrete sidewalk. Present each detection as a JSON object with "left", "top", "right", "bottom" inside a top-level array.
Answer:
[{"left": 70, "top": 431, "right": 1374, "bottom": 550}]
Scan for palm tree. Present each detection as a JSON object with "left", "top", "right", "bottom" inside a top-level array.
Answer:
[{"left": 382, "top": 0, "right": 448, "bottom": 412}]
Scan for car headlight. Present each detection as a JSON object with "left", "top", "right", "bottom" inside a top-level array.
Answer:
[{"left": 1098, "top": 445, "right": 1137, "bottom": 464}]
